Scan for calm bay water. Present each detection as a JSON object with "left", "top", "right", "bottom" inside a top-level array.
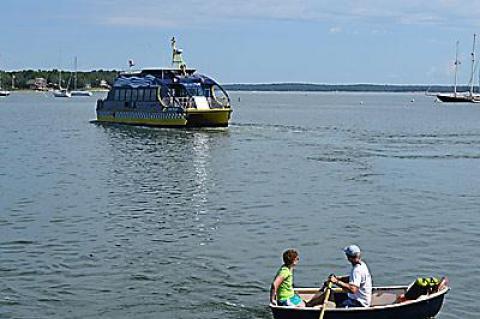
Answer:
[{"left": 0, "top": 91, "right": 479, "bottom": 318}]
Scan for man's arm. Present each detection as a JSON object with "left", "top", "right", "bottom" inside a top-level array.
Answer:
[{"left": 329, "top": 275, "right": 359, "bottom": 294}]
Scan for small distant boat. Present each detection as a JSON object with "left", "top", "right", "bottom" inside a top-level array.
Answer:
[
  {"left": 70, "top": 56, "right": 92, "bottom": 97},
  {"left": 71, "top": 90, "right": 92, "bottom": 97},
  {"left": 435, "top": 35, "right": 480, "bottom": 103},
  {"left": 53, "top": 68, "right": 71, "bottom": 98},
  {"left": 53, "top": 88, "right": 71, "bottom": 98},
  {"left": 0, "top": 63, "right": 10, "bottom": 96},
  {"left": 270, "top": 285, "right": 449, "bottom": 319}
]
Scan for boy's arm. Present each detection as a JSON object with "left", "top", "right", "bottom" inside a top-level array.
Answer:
[{"left": 270, "top": 276, "right": 285, "bottom": 304}]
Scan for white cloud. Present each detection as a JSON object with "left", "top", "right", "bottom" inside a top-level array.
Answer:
[
  {"left": 329, "top": 26, "right": 342, "bottom": 33},
  {"left": 93, "top": 0, "right": 480, "bottom": 29}
]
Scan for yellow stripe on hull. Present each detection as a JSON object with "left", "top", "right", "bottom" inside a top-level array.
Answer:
[
  {"left": 96, "top": 115, "right": 187, "bottom": 127},
  {"left": 185, "top": 108, "right": 232, "bottom": 127}
]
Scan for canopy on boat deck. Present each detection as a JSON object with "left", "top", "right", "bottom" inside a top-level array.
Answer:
[{"left": 113, "top": 74, "right": 217, "bottom": 88}]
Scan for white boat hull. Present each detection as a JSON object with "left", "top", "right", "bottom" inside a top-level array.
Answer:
[
  {"left": 53, "top": 90, "right": 71, "bottom": 98},
  {"left": 71, "top": 90, "right": 93, "bottom": 97}
]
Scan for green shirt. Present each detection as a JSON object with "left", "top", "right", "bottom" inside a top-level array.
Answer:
[{"left": 275, "top": 266, "right": 294, "bottom": 300}]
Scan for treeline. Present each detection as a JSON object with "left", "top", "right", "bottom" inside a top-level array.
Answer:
[
  {"left": 0, "top": 70, "right": 119, "bottom": 89},
  {"left": 223, "top": 83, "right": 472, "bottom": 93},
  {"left": 0, "top": 71, "right": 471, "bottom": 93}
]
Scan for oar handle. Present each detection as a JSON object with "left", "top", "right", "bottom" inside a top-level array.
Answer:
[{"left": 318, "top": 281, "right": 333, "bottom": 319}]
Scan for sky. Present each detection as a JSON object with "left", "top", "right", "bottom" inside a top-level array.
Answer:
[{"left": 2, "top": 0, "right": 480, "bottom": 84}]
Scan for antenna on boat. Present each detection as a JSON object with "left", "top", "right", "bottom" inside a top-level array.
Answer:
[
  {"left": 171, "top": 36, "right": 187, "bottom": 71},
  {"left": 454, "top": 40, "right": 460, "bottom": 97},
  {"left": 128, "top": 59, "right": 135, "bottom": 72}
]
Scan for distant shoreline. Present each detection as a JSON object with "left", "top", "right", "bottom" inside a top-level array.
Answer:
[
  {"left": 0, "top": 69, "right": 468, "bottom": 93},
  {"left": 223, "top": 84, "right": 470, "bottom": 93}
]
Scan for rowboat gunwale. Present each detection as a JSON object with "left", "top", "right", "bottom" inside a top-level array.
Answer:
[{"left": 269, "top": 285, "right": 450, "bottom": 313}]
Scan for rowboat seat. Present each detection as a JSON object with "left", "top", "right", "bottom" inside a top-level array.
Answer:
[{"left": 371, "top": 290, "right": 404, "bottom": 306}]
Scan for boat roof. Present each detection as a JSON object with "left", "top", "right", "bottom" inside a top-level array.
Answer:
[
  {"left": 120, "top": 68, "right": 197, "bottom": 78},
  {"left": 113, "top": 70, "right": 218, "bottom": 88}
]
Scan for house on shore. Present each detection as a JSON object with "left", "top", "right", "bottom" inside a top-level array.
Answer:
[{"left": 27, "top": 78, "right": 48, "bottom": 91}]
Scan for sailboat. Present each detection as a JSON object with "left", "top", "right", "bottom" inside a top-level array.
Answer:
[
  {"left": 71, "top": 56, "right": 92, "bottom": 97},
  {"left": 53, "top": 68, "right": 71, "bottom": 97},
  {"left": 0, "top": 62, "right": 10, "bottom": 96},
  {"left": 436, "top": 34, "right": 480, "bottom": 103}
]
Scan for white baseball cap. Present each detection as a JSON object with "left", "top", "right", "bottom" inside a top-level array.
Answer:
[{"left": 343, "top": 244, "right": 361, "bottom": 257}]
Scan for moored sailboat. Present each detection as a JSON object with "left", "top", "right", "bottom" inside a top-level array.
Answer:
[
  {"left": 0, "top": 62, "right": 10, "bottom": 96},
  {"left": 71, "top": 56, "right": 93, "bottom": 97},
  {"left": 436, "top": 35, "right": 480, "bottom": 103},
  {"left": 53, "top": 69, "right": 71, "bottom": 98}
]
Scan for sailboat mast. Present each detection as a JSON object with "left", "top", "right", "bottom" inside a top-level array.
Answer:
[
  {"left": 0, "top": 57, "right": 3, "bottom": 89},
  {"left": 454, "top": 40, "right": 460, "bottom": 97},
  {"left": 470, "top": 34, "right": 476, "bottom": 95},
  {"left": 74, "top": 56, "right": 78, "bottom": 90}
]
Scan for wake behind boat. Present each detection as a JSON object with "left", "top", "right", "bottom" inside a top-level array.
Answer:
[{"left": 270, "top": 284, "right": 449, "bottom": 319}]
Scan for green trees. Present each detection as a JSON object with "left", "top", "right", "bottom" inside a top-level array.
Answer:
[{"left": 1, "top": 70, "right": 119, "bottom": 89}]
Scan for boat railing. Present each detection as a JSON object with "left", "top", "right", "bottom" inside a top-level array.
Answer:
[
  {"left": 176, "top": 96, "right": 195, "bottom": 108},
  {"left": 160, "top": 96, "right": 192, "bottom": 110},
  {"left": 161, "top": 95, "right": 230, "bottom": 110},
  {"left": 207, "top": 96, "right": 230, "bottom": 109}
]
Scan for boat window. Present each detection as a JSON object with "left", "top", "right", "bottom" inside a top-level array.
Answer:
[
  {"left": 183, "top": 83, "right": 203, "bottom": 96},
  {"left": 150, "top": 88, "right": 158, "bottom": 101},
  {"left": 138, "top": 89, "right": 145, "bottom": 101},
  {"left": 203, "top": 85, "right": 212, "bottom": 97},
  {"left": 120, "top": 89, "right": 126, "bottom": 101},
  {"left": 132, "top": 89, "right": 138, "bottom": 101},
  {"left": 212, "top": 85, "right": 229, "bottom": 106},
  {"left": 114, "top": 89, "right": 120, "bottom": 101},
  {"left": 125, "top": 89, "right": 132, "bottom": 101}
]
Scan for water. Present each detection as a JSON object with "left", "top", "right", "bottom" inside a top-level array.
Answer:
[{"left": 0, "top": 91, "right": 479, "bottom": 319}]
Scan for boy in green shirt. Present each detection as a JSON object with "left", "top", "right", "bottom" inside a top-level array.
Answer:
[{"left": 270, "top": 249, "right": 305, "bottom": 307}]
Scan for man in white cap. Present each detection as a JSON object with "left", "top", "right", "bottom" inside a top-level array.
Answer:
[{"left": 329, "top": 244, "right": 372, "bottom": 307}]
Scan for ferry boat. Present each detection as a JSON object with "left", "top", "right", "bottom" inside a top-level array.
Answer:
[{"left": 96, "top": 37, "right": 232, "bottom": 127}]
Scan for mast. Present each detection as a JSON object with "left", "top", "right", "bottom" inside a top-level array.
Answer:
[
  {"left": 171, "top": 36, "right": 186, "bottom": 69},
  {"left": 0, "top": 56, "right": 2, "bottom": 89},
  {"left": 470, "top": 34, "right": 476, "bottom": 96},
  {"left": 454, "top": 40, "right": 460, "bottom": 97},
  {"left": 74, "top": 56, "right": 78, "bottom": 90}
]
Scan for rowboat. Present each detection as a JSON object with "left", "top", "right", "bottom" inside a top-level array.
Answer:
[{"left": 270, "top": 285, "right": 449, "bottom": 319}]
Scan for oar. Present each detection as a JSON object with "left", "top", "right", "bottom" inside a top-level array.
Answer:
[{"left": 318, "top": 280, "right": 333, "bottom": 319}]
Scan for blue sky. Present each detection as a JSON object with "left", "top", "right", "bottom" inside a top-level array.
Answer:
[{"left": 2, "top": 0, "right": 480, "bottom": 84}]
